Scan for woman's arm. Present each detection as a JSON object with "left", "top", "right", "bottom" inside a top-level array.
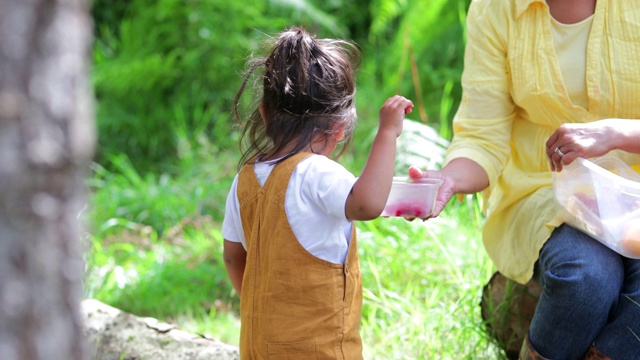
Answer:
[{"left": 408, "top": 1, "right": 513, "bottom": 219}]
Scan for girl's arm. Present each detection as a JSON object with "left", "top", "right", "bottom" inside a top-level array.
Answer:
[
  {"left": 346, "top": 95, "right": 414, "bottom": 220},
  {"left": 223, "top": 240, "right": 247, "bottom": 295}
]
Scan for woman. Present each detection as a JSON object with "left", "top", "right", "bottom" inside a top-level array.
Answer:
[{"left": 411, "top": 0, "right": 640, "bottom": 359}]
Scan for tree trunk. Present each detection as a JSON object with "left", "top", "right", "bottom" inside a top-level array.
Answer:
[{"left": 0, "top": 0, "right": 94, "bottom": 359}]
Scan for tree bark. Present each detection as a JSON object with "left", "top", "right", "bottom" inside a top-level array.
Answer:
[{"left": 0, "top": 0, "right": 94, "bottom": 359}]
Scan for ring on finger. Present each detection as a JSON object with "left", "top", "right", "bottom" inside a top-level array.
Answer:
[{"left": 554, "top": 147, "right": 565, "bottom": 157}]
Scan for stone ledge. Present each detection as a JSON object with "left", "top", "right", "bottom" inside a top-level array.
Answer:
[{"left": 81, "top": 299, "right": 239, "bottom": 360}]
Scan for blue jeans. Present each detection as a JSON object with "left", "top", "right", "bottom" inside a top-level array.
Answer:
[{"left": 528, "top": 225, "right": 640, "bottom": 359}]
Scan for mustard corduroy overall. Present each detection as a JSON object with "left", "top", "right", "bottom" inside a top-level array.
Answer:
[{"left": 237, "top": 152, "right": 363, "bottom": 360}]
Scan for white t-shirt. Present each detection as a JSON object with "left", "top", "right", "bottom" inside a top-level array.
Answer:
[
  {"left": 221, "top": 154, "right": 356, "bottom": 264},
  {"left": 550, "top": 14, "right": 593, "bottom": 109}
]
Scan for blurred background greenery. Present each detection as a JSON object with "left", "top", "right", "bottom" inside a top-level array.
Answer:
[
  {"left": 91, "top": 0, "right": 468, "bottom": 170},
  {"left": 84, "top": 0, "right": 509, "bottom": 358}
]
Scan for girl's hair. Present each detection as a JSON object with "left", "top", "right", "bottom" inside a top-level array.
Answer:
[{"left": 233, "top": 26, "right": 360, "bottom": 168}]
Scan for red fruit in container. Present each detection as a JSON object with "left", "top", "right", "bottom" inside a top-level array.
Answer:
[{"left": 381, "top": 177, "right": 443, "bottom": 218}]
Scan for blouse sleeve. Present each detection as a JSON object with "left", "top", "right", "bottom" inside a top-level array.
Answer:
[{"left": 445, "top": 0, "right": 517, "bottom": 191}]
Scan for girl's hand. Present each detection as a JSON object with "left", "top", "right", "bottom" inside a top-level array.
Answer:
[
  {"left": 379, "top": 95, "right": 414, "bottom": 137},
  {"left": 408, "top": 165, "right": 455, "bottom": 219}
]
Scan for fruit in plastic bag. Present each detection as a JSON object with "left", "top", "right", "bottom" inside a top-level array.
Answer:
[{"left": 621, "top": 221, "right": 640, "bottom": 257}]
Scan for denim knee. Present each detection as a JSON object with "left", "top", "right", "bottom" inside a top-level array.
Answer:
[
  {"left": 529, "top": 226, "right": 625, "bottom": 358},
  {"left": 538, "top": 225, "right": 624, "bottom": 314},
  {"left": 593, "top": 257, "right": 640, "bottom": 359},
  {"left": 540, "top": 256, "right": 622, "bottom": 315}
]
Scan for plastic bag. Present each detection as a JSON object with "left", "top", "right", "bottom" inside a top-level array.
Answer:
[{"left": 553, "top": 156, "right": 640, "bottom": 258}]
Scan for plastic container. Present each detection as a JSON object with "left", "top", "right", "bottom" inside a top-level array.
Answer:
[
  {"left": 553, "top": 156, "right": 640, "bottom": 258},
  {"left": 381, "top": 177, "right": 443, "bottom": 218}
]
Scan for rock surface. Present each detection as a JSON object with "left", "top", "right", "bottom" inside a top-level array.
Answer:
[
  {"left": 81, "top": 299, "right": 239, "bottom": 360},
  {"left": 480, "top": 272, "right": 541, "bottom": 360}
]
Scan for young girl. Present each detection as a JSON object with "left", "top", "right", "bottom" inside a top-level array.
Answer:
[{"left": 222, "top": 26, "right": 413, "bottom": 359}]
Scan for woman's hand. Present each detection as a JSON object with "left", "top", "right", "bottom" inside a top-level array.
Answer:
[
  {"left": 404, "top": 158, "right": 488, "bottom": 220},
  {"left": 408, "top": 165, "right": 455, "bottom": 219},
  {"left": 545, "top": 119, "right": 640, "bottom": 172}
]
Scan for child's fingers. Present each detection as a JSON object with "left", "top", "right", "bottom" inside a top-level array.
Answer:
[
  {"left": 404, "top": 104, "right": 414, "bottom": 114},
  {"left": 380, "top": 96, "right": 413, "bottom": 122},
  {"left": 394, "top": 97, "right": 414, "bottom": 114},
  {"left": 401, "top": 98, "right": 414, "bottom": 114}
]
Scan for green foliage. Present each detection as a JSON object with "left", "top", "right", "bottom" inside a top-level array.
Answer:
[
  {"left": 356, "top": 195, "right": 499, "bottom": 358},
  {"left": 268, "top": 0, "right": 348, "bottom": 35},
  {"left": 336, "top": 0, "right": 471, "bottom": 170},
  {"left": 85, "top": 226, "right": 231, "bottom": 315},
  {"left": 364, "top": 0, "right": 470, "bottom": 136},
  {"left": 92, "top": 0, "right": 272, "bottom": 170},
  {"left": 91, "top": 0, "right": 469, "bottom": 171},
  {"left": 86, "top": 148, "right": 236, "bottom": 237},
  {"left": 84, "top": 218, "right": 239, "bottom": 345}
]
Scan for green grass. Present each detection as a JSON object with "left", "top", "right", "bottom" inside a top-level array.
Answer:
[{"left": 357, "top": 201, "right": 499, "bottom": 359}]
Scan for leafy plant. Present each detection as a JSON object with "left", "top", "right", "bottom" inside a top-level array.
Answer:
[
  {"left": 363, "top": 0, "right": 470, "bottom": 136},
  {"left": 91, "top": 0, "right": 273, "bottom": 170}
]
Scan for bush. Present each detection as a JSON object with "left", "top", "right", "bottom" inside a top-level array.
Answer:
[{"left": 92, "top": 0, "right": 274, "bottom": 170}]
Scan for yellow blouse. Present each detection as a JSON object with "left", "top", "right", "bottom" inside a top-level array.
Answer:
[{"left": 446, "top": 0, "right": 640, "bottom": 284}]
